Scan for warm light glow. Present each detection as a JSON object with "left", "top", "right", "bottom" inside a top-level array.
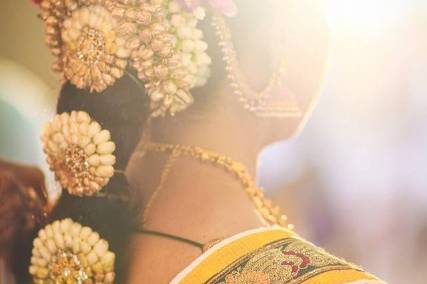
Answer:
[{"left": 326, "top": 0, "right": 407, "bottom": 35}]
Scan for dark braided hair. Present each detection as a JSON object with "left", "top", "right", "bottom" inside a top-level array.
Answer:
[{"left": 49, "top": 73, "right": 148, "bottom": 283}]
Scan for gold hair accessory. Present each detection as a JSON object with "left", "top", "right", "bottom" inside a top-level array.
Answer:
[
  {"left": 29, "top": 218, "right": 115, "bottom": 283},
  {"left": 130, "top": 1, "right": 211, "bottom": 117},
  {"left": 38, "top": 0, "right": 211, "bottom": 117},
  {"left": 60, "top": 4, "right": 131, "bottom": 93},
  {"left": 211, "top": 14, "right": 302, "bottom": 118},
  {"left": 141, "top": 142, "right": 293, "bottom": 229},
  {"left": 41, "top": 111, "right": 116, "bottom": 196}
]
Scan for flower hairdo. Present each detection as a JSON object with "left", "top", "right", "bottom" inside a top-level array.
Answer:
[
  {"left": 176, "top": 0, "right": 238, "bottom": 17},
  {"left": 29, "top": 218, "right": 115, "bottom": 283},
  {"left": 42, "top": 111, "right": 116, "bottom": 197},
  {"left": 37, "top": 0, "right": 213, "bottom": 117}
]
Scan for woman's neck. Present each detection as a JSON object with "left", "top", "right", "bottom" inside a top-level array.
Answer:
[
  {"left": 128, "top": 113, "right": 266, "bottom": 243},
  {"left": 150, "top": 110, "right": 264, "bottom": 177}
]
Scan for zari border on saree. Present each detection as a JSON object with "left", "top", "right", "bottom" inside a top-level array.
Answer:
[
  {"left": 170, "top": 226, "right": 292, "bottom": 283},
  {"left": 170, "top": 226, "right": 382, "bottom": 284}
]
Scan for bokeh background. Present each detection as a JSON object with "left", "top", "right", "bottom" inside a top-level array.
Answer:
[{"left": 0, "top": 1, "right": 425, "bottom": 283}]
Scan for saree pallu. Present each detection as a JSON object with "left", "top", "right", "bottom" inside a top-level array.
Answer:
[{"left": 171, "top": 227, "right": 385, "bottom": 284}]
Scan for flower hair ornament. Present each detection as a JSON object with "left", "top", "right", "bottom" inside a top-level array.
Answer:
[
  {"left": 36, "top": 0, "right": 301, "bottom": 118},
  {"left": 29, "top": 218, "right": 115, "bottom": 283},
  {"left": 42, "top": 111, "right": 116, "bottom": 197},
  {"left": 177, "top": 0, "right": 238, "bottom": 17},
  {"left": 36, "top": 0, "right": 211, "bottom": 117}
]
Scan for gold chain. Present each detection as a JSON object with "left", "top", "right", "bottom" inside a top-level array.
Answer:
[
  {"left": 142, "top": 148, "right": 180, "bottom": 224},
  {"left": 141, "top": 142, "right": 293, "bottom": 229},
  {"left": 211, "top": 14, "right": 302, "bottom": 118}
]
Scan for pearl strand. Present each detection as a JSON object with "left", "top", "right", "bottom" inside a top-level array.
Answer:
[
  {"left": 211, "top": 15, "right": 279, "bottom": 110},
  {"left": 211, "top": 14, "right": 302, "bottom": 118}
]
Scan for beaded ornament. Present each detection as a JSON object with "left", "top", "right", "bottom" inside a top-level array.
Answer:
[
  {"left": 41, "top": 111, "right": 116, "bottom": 196},
  {"left": 29, "top": 218, "right": 115, "bottom": 284},
  {"left": 37, "top": 0, "right": 212, "bottom": 116}
]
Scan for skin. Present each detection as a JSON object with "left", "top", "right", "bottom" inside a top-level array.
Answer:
[{"left": 125, "top": 1, "right": 330, "bottom": 283}]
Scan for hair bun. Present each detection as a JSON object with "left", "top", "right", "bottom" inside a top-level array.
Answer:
[
  {"left": 41, "top": 111, "right": 117, "bottom": 197},
  {"left": 38, "top": 0, "right": 211, "bottom": 117}
]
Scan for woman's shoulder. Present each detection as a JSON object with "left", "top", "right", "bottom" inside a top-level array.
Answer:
[{"left": 171, "top": 226, "right": 386, "bottom": 284}]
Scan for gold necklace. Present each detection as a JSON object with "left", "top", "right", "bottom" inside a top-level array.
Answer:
[
  {"left": 141, "top": 142, "right": 293, "bottom": 229},
  {"left": 211, "top": 14, "right": 302, "bottom": 118}
]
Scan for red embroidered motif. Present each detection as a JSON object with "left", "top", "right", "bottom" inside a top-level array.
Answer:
[{"left": 281, "top": 251, "right": 311, "bottom": 275}]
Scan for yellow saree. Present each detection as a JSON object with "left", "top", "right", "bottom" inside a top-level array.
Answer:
[{"left": 171, "top": 227, "right": 385, "bottom": 284}]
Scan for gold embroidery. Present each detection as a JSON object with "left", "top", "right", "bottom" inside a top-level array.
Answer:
[
  {"left": 243, "top": 248, "right": 295, "bottom": 282},
  {"left": 225, "top": 271, "right": 270, "bottom": 284},
  {"left": 285, "top": 240, "right": 341, "bottom": 268},
  {"left": 211, "top": 237, "right": 358, "bottom": 284}
]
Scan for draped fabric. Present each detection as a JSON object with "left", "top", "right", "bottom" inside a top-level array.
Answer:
[{"left": 171, "top": 227, "right": 385, "bottom": 284}]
